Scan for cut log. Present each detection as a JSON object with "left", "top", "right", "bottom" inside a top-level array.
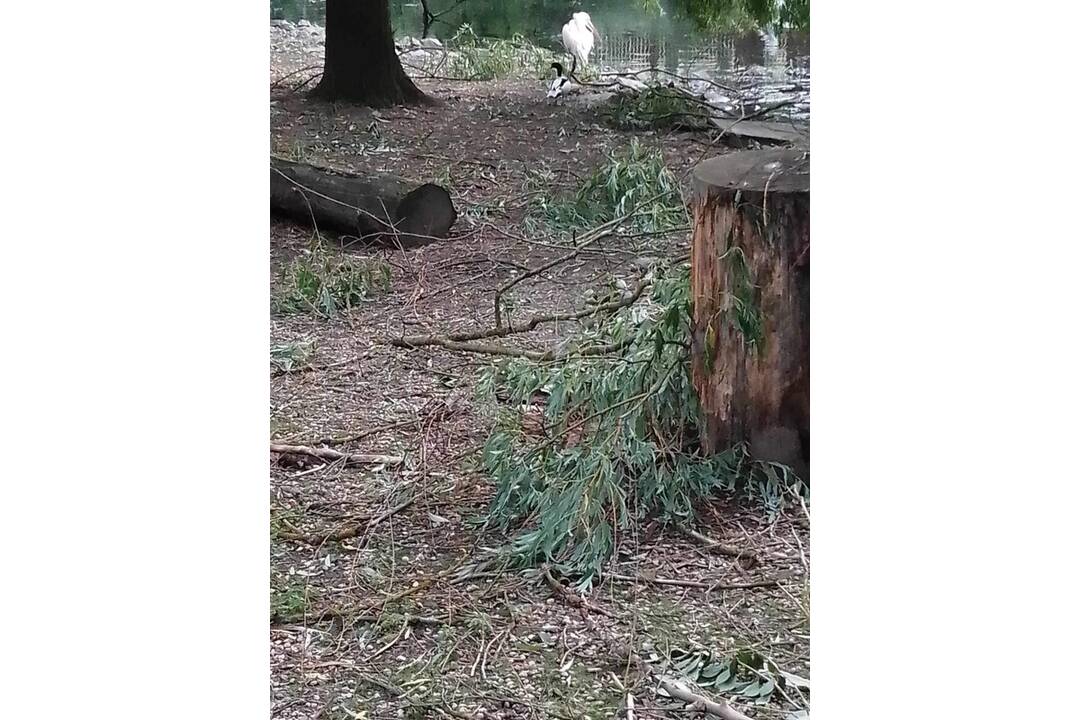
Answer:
[
  {"left": 689, "top": 148, "right": 809, "bottom": 480},
  {"left": 270, "top": 156, "right": 457, "bottom": 248}
]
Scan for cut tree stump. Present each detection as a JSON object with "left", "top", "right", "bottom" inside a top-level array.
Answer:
[
  {"left": 270, "top": 156, "right": 456, "bottom": 248},
  {"left": 689, "top": 148, "right": 809, "bottom": 480}
]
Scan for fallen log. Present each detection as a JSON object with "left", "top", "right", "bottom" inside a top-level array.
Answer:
[
  {"left": 270, "top": 156, "right": 457, "bottom": 248},
  {"left": 689, "top": 149, "right": 809, "bottom": 481}
]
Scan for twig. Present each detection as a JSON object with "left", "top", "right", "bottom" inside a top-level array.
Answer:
[
  {"left": 274, "top": 495, "right": 415, "bottom": 545},
  {"left": 368, "top": 497, "right": 417, "bottom": 529},
  {"left": 492, "top": 194, "right": 671, "bottom": 327},
  {"left": 609, "top": 573, "right": 779, "bottom": 591},
  {"left": 315, "top": 418, "right": 419, "bottom": 447},
  {"left": 270, "top": 444, "right": 403, "bottom": 466},
  {"left": 271, "top": 609, "right": 446, "bottom": 627},
  {"left": 367, "top": 614, "right": 410, "bottom": 661},
  {"left": 541, "top": 565, "right": 622, "bottom": 620},
  {"left": 271, "top": 64, "right": 322, "bottom": 90},
  {"left": 398, "top": 280, "right": 648, "bottom": 348},
  {"left": 677, "top": 525, "right": 756, "bottom": 559},
  {"left": 392, "top": 335, "right": 633, "bottom": 362}
]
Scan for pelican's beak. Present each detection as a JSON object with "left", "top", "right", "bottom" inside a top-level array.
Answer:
[{"left": 587, "top": 20, "right": 600, "bottom": 44}]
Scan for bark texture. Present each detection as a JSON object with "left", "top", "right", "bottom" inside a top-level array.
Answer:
[
  {"left": 689, "top": 149, "right": 810, "bottom": 479},
  {"left": 313, "top": 0, "right": 429, "bottom": 106},
  {"left": 271, "top": 157, "right": 456, "bottom": 248}
]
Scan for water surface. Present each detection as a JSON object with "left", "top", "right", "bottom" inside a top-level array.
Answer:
[{"left": 271, "top": 1, "right": 809, "bottom": 121}]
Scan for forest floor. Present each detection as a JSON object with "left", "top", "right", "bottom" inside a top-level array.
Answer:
[{"left": 271, "top": 29, "right": 809, "bottom": 720}]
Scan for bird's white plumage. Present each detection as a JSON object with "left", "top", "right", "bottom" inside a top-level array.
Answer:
[
  {"left": 546, "top": 62, "right": 570, "bottom": 98},
  {"left": 547, "top": 71, "right": 569, "bottom": 98},
  {"left": 561, "top": 12, "right": 599, "bottom": 71}
]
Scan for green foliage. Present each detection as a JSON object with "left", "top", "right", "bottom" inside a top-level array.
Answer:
[
  {"left": 479, "top": 265, "right": 806, "bottom": 587},
  {"left": 443, "top": 25, "right": 557, "bottom": 80},
  {"left": 667, "top": 645, "right": 805, "bottom": 707},
  {"left": 530, "top": 138, "right": 685, "bottom": 234},
  {"left": 603, "top": 86, "right": 713, "bottom": 132},
  {"left": 270, "top": 580, "right": 312, "bottom": 621},
  {"left": 271, "top": 340, "right": 316, "bottom": 372},
  {"left": 273, "top": 250, "right": 391, "bottom": 319},
  {"left": 723, "top": 245, "right": 766, "bottom": 351},
  {"left": 674, "top": 0, "right": 810, "bottom": 32}
]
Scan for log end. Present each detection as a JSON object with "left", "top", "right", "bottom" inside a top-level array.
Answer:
[{"left": 394, "top": 183, "right": 457, "bottom": 240}]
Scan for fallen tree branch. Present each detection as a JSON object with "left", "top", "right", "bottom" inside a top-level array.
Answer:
[
  {"left": 392, "top": 278, "right": 648, "bottom": 360},
  {"left": 440, "top": 280, "right": 649, "bottom": 343},
  {"left": 622, "top": 650, "right": 754, "bottom": 720},
  {"left": 392, "top": 335, "right": 633, "bottom": 362},
  {"left": 493, "top": 194, "right": 673, "bottom": 328},
  {"left": 270, "top": 444, "right": 403, "bottom": 466}
]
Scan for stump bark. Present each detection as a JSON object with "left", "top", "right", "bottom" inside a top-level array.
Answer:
[
  {"left": 689, "top": 149, "right": 810, "bottom": 479},
  {"left": 270, "top": 157, "right": 456, "bottom": 248}
]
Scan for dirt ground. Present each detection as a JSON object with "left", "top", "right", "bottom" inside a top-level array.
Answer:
[{"left": 271, "top": 38, "right": 809, "bottom": 720}]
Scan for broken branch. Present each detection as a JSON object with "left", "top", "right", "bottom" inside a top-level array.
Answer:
[{"left": 270, "top": 444, "right": 403, "bottom": 466}]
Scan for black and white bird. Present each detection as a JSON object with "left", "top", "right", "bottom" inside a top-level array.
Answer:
[
  {"left": 560, "top": 11, "right": 600, "bottom": 76},
  {"left": 546, "top": 61, "right": 570, "bottom": 99}
]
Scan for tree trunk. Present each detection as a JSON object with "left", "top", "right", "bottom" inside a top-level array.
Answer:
[
  {"left": 313, "top": 0, "right": 429, "bottom": 107},
  {"left": 270, "top": 157, "right": 457, "bottom": 248},
  {"left": 689, "top": 149, "right": 810, "bottom": 479},
  {"left": 420, "top": 0, "right": 434, "bottom": 38}
]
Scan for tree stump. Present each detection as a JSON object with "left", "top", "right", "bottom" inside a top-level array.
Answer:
[{"left": 689, "top": 149, "right": 810, "bottom": 479}]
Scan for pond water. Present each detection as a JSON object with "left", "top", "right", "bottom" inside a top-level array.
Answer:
[{"left": 270, "top": 1, "right": 809, "bottom": 122}]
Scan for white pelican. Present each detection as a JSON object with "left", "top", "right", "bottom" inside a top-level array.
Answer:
[
  {"left": 561, "top": 12, "right": 600, "bottom": 76},
  {"left": 546, "top": 62, "right": 570, "bottom": 98}
]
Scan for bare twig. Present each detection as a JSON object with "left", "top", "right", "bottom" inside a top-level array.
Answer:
[
  {"left": 396, "top": 280, "right": 648, "bottom": 351},
  {"left": 677, "top": 525, "right": 756, "bottom": 559},
  {"left": 392, "top": 335, "right": 633, "bottom": 362},
  {"left": 316, "top": 418, "right": 420, "bottom": 447},
  {"left": 609, "top": 573, "right": 779, "bottom": 591},
  {"left": 492, "top": 194, "right": 671, "bottom": 327},
  {"left": 541, "top": 565, "right": 622, "bottom": 620}
]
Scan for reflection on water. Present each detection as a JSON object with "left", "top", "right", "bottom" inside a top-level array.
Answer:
[{"left": 270, "top": 0, "right": 809, "bottom": 121}]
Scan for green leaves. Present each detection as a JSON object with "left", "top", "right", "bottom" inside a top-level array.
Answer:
[
  {"left": 270, "top": 340, "right": 316, "bottom": 372},
  {"left": 479, "top": 264, "right": 805, "bottom": 582},
  {"left": 666, "top": 645, "right": 802, "bottom": 707},
  {"left": 532, "top": 139, "right": 685, "bottom": 235},
  {"left": 479, "top": 149, "right": 804, "bottom": 584},
  {"left": 274, "top": 250, "right": 391, "bottom": 319},
  {"left": 673, "top": 0, "right": 810, "bottom": 33}
]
